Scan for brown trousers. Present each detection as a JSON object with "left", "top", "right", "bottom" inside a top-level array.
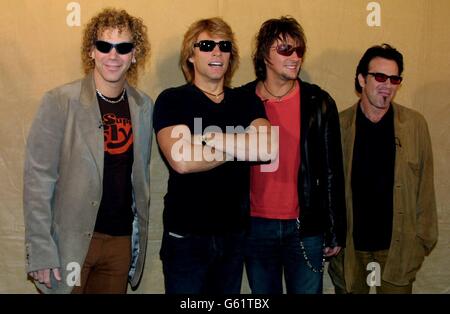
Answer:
[{"left": 71, "top": 232, "right": 131, "bottom": 294}]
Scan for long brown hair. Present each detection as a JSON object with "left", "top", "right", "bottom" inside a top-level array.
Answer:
[{"left": 253, "top": 16, "right": 306, "bottom": 81}]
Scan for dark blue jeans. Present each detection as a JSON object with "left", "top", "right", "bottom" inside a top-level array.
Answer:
[
  {"left": 245, "top": 217, "right": 324, "bottom": 294},
  {"left": 160, "top": 230, "right": 245, "bottom": 294}
]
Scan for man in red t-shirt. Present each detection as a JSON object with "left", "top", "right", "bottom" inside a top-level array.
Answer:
[{"left": 241, "top": 16, "right": 346, "bottom": 294}]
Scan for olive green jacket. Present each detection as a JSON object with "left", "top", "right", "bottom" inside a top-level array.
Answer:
[{"left": 330, "top": 102, "right": 438, "bottom": 291}]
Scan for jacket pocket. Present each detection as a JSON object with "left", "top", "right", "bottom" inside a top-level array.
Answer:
[
  {"left": 407, "top": 161, "right": 420, "bottom": 177},
  {"left": 405, "top": 236, "right": 426, "bottom": 281}
]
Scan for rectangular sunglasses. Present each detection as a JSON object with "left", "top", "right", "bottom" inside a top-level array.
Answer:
[
  {"left": 193, "top": 40, "right": 232, "bottom": 53},
  {"left": 94, "top": 40, "right": 134, "bottom": 55},
  {"left": 367, "top": 72, "right": 403, "bottom": 85}
]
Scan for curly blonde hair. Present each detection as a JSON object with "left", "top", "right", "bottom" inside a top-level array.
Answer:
[
  {"left": 180, "top": 17, "right": 239, "bottom": 87},
  {"left": 81, "top": 8, "right": 150, "bottom": 85}
]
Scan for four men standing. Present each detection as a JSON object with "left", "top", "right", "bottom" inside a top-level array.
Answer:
[{"left": 23, "top": 8, "right": 437, "bottom": 294}]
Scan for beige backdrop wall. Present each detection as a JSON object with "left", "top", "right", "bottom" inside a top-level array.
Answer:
[{"left": 0, "top": 0, "right": 448, "bottom": 293}]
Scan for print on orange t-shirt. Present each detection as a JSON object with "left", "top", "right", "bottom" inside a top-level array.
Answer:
[{"left": 102, "top": 113, "right": 133, "bottom": 155}]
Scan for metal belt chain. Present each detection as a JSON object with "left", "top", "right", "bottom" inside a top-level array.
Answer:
[
  {"left": 297, "top": 218, "right": 326, "bottom": 273},
  {"left": 299, "top": 239, "right": 325, "bottom": 273}
]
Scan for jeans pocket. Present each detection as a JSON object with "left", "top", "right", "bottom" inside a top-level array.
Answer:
[
  {"left": 168, "top": 232, "right": 185, "bottom": 239},
  {"left": 160, "top": 231, "right": 191, "bottom": 260}
]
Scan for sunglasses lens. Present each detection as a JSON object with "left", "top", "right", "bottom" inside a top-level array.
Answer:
[
  {"left": 275, "top": 44, "right": 302, "bottom": 57},
  {"left": 390, "top": 76, "right": 402, "bottom": 85},
  {"left": 95, "top": 41, "right": 113, "bottom": 53},
  {"left": 276, "top": 44, "right": 294, "bottom": 56},
  {"left": 374, "top": 73, "right": 388, "bottom": 82},
  {"left": 198, "top": 40, "right": 215, "bottom": 52},
  {"left": 115, "top": 43, "right": 134, "bottom": 54},
  {"left": 218, "top": 41, "right": 232, "bottom": 53}
]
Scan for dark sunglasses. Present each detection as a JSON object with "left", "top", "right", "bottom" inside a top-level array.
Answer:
[
  {"left": 273, "top": 44, "right": 303, "bottom": 57},
  {"left": 94, "top": 40, "right": 134, "bottom": 55},
  {"left": 193, "top": 40, "right": 232, "bottom": 53},
  {"left": 367, "top": 72, "right": 403, "bottom": 85}
]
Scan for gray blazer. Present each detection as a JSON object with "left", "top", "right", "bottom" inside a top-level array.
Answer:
[{"left": 23, "top": 73, "right": 153, "bottom": 293}]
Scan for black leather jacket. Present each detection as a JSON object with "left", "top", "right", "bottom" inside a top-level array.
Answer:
[{"left": 242, "top": 79, "right": 346, "bottom": 247}]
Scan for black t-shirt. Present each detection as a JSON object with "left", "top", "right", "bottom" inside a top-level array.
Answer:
[
  {"left": 94, "top": 92, "right": 134, "bottom": 236},
  {"left": 351, "top": 104, "right": 395, "bottom": 251},
  {"left": 153, "top": 84, "right": 267, "bottom": 235}
]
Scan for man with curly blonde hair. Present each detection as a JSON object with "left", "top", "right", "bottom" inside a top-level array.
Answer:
[{"left": 24, "top": 8, "right": 152, "bottom": 294}]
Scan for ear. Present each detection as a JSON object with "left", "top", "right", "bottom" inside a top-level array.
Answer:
[
  {"left": 90, "top": 47, "right": 95, "bottom": 59},
  {"left": 132, "top": 50, "right": 136, "bottom": 64},
  {"left": 188, "top": 57, "right": 194, "bottom": 64},
  {"left": 358, "top": 73, "right": 366, "bottom": 89}
]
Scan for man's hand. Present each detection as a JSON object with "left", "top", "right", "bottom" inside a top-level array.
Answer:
[
  {"left": 29, "top": 268, "right": 62, "bottom": 289},
  {"left": 323, "top": 246, "right": 341, "bottom": 257}
]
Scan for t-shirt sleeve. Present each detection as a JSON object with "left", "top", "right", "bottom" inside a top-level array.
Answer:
[{"left": 153, "top": 88, "right": 188, "bottom": 133}]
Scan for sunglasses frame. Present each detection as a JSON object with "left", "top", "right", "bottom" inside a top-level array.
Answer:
[
  {"left": 193, "top": 40, "right": 232, "bottom": 53},
  {"left": 367, "top": 72, "right": 403, "bottom": 85},
  {"left": 273, "top": 44, "right": 303, "bottom": 58},
  {"left": 94, "top": 40, "right": 135, "bottom": 55}
]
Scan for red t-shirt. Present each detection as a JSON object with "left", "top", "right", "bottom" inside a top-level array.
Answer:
[{"left": 250, "top": 82, "right": 301, "bottom": 219}]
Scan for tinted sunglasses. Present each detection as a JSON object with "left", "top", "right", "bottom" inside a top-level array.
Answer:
[
  {"left": 94, "top": 40, "right": 134, "bottom": 55},
  {"left": 193, "top": 40, "right": 232, "bottom": 53},
  {"left": 273, "top": 44, "right": 303, "bottom": 57},
  {"left": 367, "top": 72, "right": 403, "bottom": 85}
]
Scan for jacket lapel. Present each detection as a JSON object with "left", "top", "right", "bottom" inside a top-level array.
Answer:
[
  {"left": 78, "top": 73, "right": 104, "bottom": 179},
  {"left": 392, "top": 102, "right": 406, "bottom": 169},
  {"left": 391, "top": 103, "right": 405, "bottom": 249},
  {"left": 126, "top": 82, "right": 146, "bottom": 168},
  {"left": 341, "top": 103, "right": 358, "bottom": 291},
  {"left": 342, "top": 105, "right": 357, "bottom": 182},
  {"left": 342, "top": 103, "right": 357, "bottom": 242}
]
